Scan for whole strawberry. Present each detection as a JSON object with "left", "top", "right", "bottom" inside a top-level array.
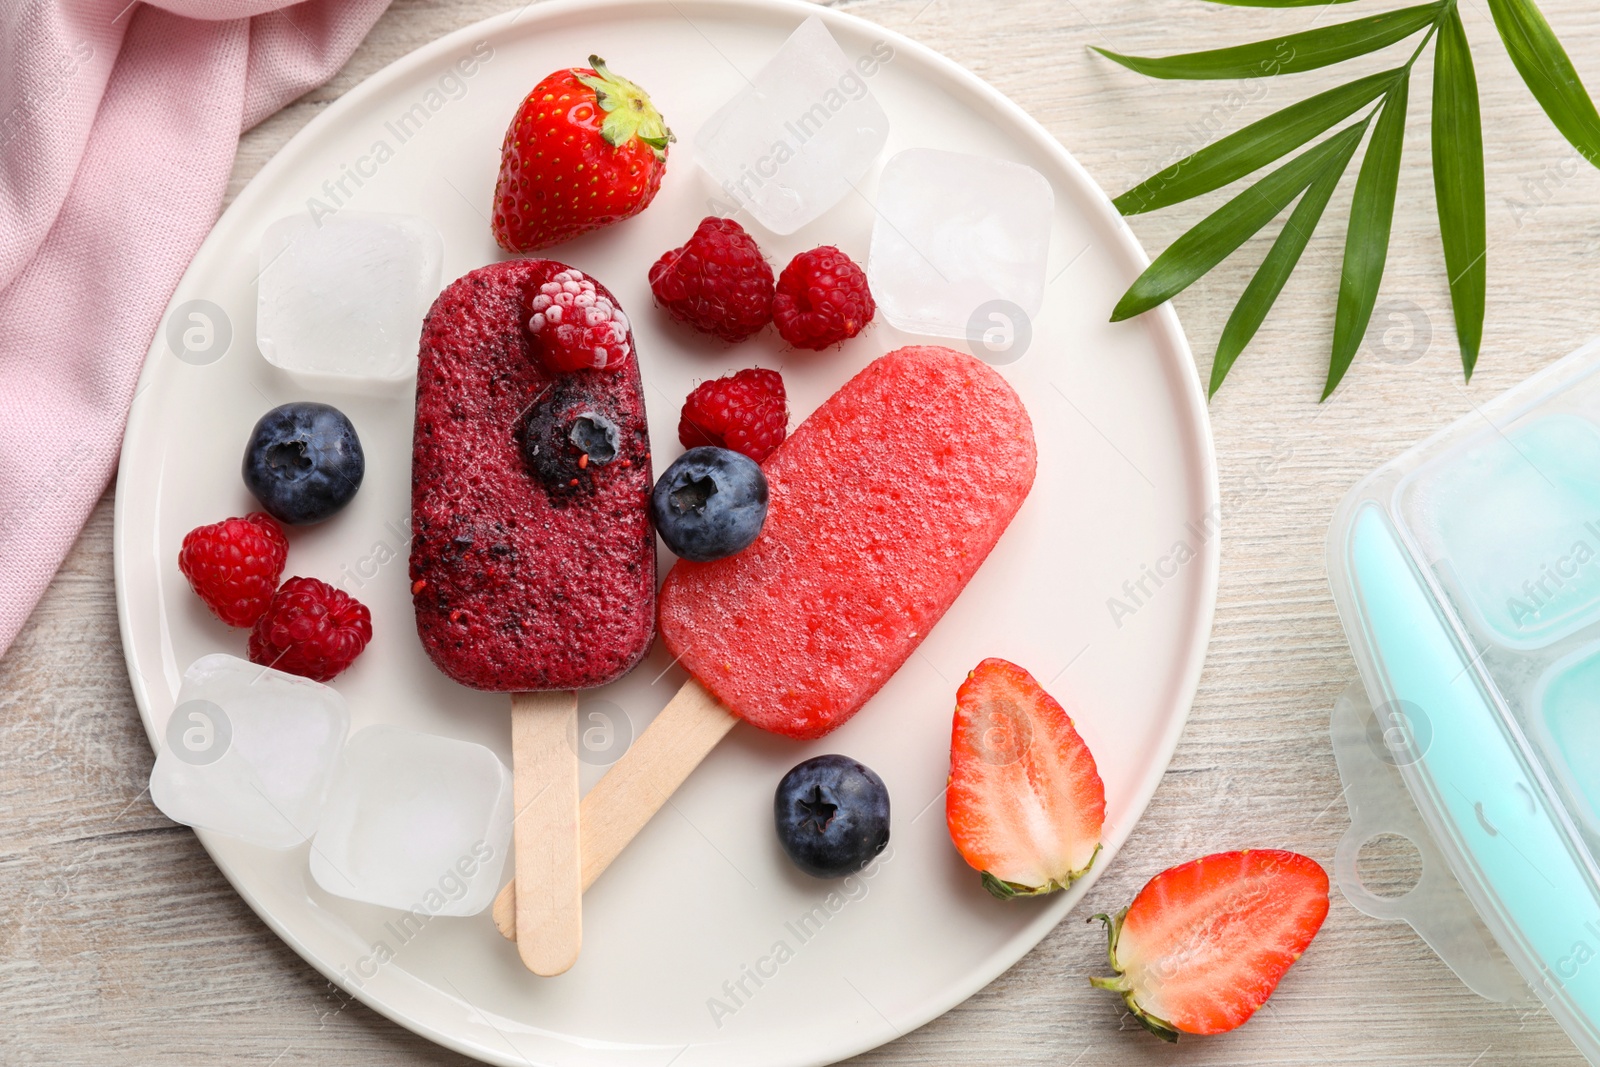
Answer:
[
  {"left": 678, "top": 368, "right": 788, "bottom": 463},
  {"left": 248, "top": 576, "right": 373, "bottom": 683},
  {"left": 492, "top": 56, "right": 673, "bottom": 253},
  {"left": 773, "top": 246, "right": 875, "bottom": 350},
  {"left": 178, "top": 513, "right": 289, "bottom": 627},
  {"left": 649, "top": 217, "right": 775, "bottom": 342}
]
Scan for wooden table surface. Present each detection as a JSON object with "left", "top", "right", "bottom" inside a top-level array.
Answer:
[{"left": 6, "top": 0, "right": 1600, "bottom": 1063}]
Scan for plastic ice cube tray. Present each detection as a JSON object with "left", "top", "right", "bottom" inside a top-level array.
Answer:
[{"left": 1328, "top": 338, "right": 1600, "bottom": 1065}]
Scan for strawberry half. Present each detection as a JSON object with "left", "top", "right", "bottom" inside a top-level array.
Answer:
[
  {"left": 1090, "top": 850, "right": 1330, "bottom": 1042},
  {"left": 492, "top": 56, "right": 673, "bottom": 253},
  {"left": 945, "top": 657, "right": 1106, "bottom": 899}
]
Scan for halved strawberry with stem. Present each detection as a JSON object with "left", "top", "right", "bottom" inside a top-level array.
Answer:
[
  {"left": 492, "top": 56, "right": 673, "bottom": 253},
  {"left": 1090, "top": 849, "right": 1330, "bottom": 1042},
  {"left": 945, "top": 657, "right": 1106, "bottom": 899}
]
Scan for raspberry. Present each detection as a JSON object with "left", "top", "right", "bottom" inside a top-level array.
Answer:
[
  {"left": 649, "top": 217, "right": 775, "bottom": 342},
  {"left": 773, "top": 246, "right": 875, "bottom": 350},
  {"left": 678, "top": 368, "right": 788, "bottom": 462},
  {"left": 526, "top": 268, "right": 632, "bottom": 372},
  {"left": 248, "top": 576, "right": 373, "bottom": 683},
  {"left": 177, "top": 513, "right": 289, "bottom": 627}
]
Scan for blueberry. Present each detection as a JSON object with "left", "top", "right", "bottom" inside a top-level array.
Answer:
[
  {"left": 242, "top": 402, "right": 364, "bottom": 525},
  {"left": 520, "top": 382, "right": 623, "bottom": 497},
  {"left": 651, "top": 446, "right": 768, "bottom": 562},
  {"left": 774, "top": 755, "right": 890, "bottom": 879},
  {"left": 568, "top": 413, "right": 620, "bottom": 464}
]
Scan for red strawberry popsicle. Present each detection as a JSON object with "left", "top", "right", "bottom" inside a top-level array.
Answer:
[
  {"left": 412, "top": 259, "right": 653, "bottom": 975},
  {"left": 494, "top": 345, "right": 1036, "bottom": 938},
  {"left": 660, "top": 345, "right": 1036, "bottom": 739}
]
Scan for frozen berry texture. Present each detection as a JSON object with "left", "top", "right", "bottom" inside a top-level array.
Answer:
[
  {"left": 248, "top": 576, "right": 372, "bottom": 682},
  {"left": 773, "top": 246, "right": 875, "bottom": 350},
  {"left": 678, "top": 368, "right": 787, "bottom": 462},
  {"left": 178, "top": 513, "right": 289, "bottom": 627},
  {"left": 410, "top": 259, "right": 655, "bottom": 692},
  {"left": 659, "top": 346, "right": 1036, "bottom": 740},
  {"left": 649, "top": 217, "right": 774, "bottom": 342},
  {"left": 525, "top": 267, "right": 632, "bottom": 372}
]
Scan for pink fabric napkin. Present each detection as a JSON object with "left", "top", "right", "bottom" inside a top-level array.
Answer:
[{"left": 0, "top": 0, "right": 390, "bottom": 659}]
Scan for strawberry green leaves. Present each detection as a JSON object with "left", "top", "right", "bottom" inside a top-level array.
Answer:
[
  {"left": 1102, "top": 0, "right": 1597, "bottom": 398},
  {"left": 579, "top": 55, "right": 674, "bottom": 159},
  {"left": 1433, "top": 9, "right": 1486, "bottom": 380}
]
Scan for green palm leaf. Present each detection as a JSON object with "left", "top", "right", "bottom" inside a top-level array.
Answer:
[
  {"left": 1432, "top": 7, "right": 1486, "bottom": 379},
  {"left": 1326, "top": 72, "right": 1411, "bottom": 399},
  {"left": 1486, "top": 0, "right": 1600, "bottom": 165},
  {"left": 1098, "top": 0, "right": 1600, "bottom": 397},
  {"left": 1116, "top": 69, "right": 1397, "bottom": 215},
  {"left": 1212, "top": 124, "right": 1366, "bottom": 396},
  {"left": 1112, "top": 129, "right": 1366, "bottom": 322},
  {"left": 1093, "top": 2, "right": 1441, "bottom": 81}
]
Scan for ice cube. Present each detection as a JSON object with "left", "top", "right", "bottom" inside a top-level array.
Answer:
[
  {"left": 309, "top": 725, "right": 512, "bottom": 916},
  {"left": 1534, "top": 648, "right": 1600, "bottom": 834},
  {"left": 256, "top": 212, "right": 443, "bottom": 382},
  {"left": 149, "top": 654, "right": 349, "bottom": 849},
  {"left": 1402, "top": 414, "right": 1600, "bottom": 648},
  {"left": 867, "top": 147, "right": 1054, "bottom": 339},
  {"left": 695, "top": 16, "right": 891, "bottom": 235}
]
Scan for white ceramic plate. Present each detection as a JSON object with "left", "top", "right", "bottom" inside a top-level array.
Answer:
[{"left": 114, "top": 2, "right": 1218, "bottom": 1064}]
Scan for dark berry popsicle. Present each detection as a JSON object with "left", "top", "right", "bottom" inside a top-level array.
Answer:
[
  {"left": 410, "top": 260, "right": 655, "bottom": 691},
  {"left": 410, "top": 259, "right": 654, "bottom": 976}
]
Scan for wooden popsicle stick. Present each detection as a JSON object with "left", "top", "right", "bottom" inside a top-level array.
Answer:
[
  {"left": 493, "top": 679, "right": 736, "bottom": 941},
  {"left": 510, "top": 690, "right": 582, "bottom": 975}
]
